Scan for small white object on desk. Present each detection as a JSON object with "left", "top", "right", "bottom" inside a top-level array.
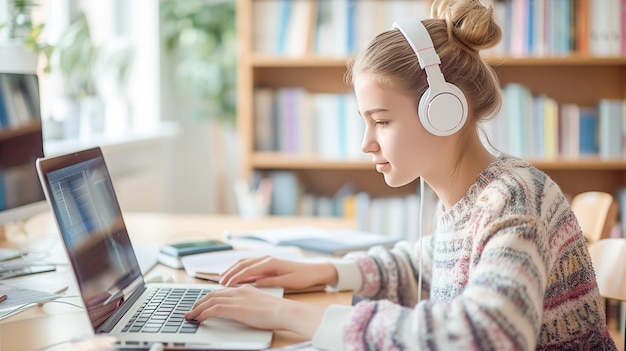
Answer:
[
  {"left": 235, "top": 178, "right": 273, "bottom": 218},
  {"left": 0, "top": 249, "right": 22, "bottom": 262}
]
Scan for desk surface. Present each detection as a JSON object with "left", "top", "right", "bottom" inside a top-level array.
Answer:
[{"left": 0, "top": 212, "right": 356, "bottom": 351}]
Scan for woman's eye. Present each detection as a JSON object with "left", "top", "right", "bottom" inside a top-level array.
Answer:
[{"left": 375, "top": 120, "right": 389, "bottom": 127}]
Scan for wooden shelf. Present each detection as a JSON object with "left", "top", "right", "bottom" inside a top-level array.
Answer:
[
  {"left": 531, "top": 158, "right": 626, "bottom": 170},
  {"left": 237, "top": 0, "right": 626, "bottom": 207},
  {"left": 251, "top": 152, "right": 372, "bottom": 170},
  {"left": 251, "top": 152, "right": 626, "bottom": 172},
  {"left": 0, "top": 121, "right": 42, "bottom": 141},
  {"left": 485, "top": 55, "right": 626, "bottom": 66},
  {"left": 250, "top": 55, "right": 347, "bottom": 67},
  {"left": 249, "top": 54, "right": 626, "bottom": 68}
]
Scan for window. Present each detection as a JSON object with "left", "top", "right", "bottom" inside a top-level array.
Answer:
[{"left": 32, "top": 0, "right": 163, "bottom": 154}]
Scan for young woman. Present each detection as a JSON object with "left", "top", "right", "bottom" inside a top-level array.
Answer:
[{"left": 185, "top": 0, "right": 617, "bottom": 349}]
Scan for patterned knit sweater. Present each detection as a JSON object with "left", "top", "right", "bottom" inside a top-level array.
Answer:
[{"left": 312, "top": 156, "right": 617, "bottom": 351}]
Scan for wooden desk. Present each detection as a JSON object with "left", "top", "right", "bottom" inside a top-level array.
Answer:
[{"left": 0, "top": 212, "right": 356, "bottom": 351}]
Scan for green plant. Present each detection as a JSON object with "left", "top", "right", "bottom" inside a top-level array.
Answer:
[
  {"left": 46, "top": 12, "right": 134, "bottom": 100},
  {"left": 48, "top": 12, "right": 98, "bottom": 98},
  {"left": 160, "top": 0, "right": 237, "bottom": 124},
  {"left": 1, "top": 0, "right": 37, "bottom": 38},
  {"left": 0, "top": 0, "right": 54, "bottom": 72}
]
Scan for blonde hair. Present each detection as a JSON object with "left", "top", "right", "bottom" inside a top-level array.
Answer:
[{"left": 345, "top": 0, "right": 502, "bottom": 127}]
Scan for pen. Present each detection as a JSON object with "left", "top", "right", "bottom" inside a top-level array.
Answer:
[{"left": 0, "top": 294, "right": 7, "bottom": 303}]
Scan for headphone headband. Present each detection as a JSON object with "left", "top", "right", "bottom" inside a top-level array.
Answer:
[
  {"left": 391, "top": 19, "right": 468, "bottom": 136},
  {"left": 391, "top": 19, "right": 440, "bottom": 68}
]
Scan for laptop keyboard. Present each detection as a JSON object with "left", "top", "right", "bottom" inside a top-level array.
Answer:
[{"left": 121, "top": 287, "right": 210, "bottom": 334}]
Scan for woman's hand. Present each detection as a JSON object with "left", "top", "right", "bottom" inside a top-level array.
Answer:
[
  {"left": 219, "top": 256, "right": 338, "bottom": 291},
  {"left": 184, "top": 285, "right": 326, "bottom": 338}
]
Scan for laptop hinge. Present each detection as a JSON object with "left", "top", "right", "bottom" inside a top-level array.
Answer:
[{"left": 98, "top": 284, "right": 146, "bottom": 333}]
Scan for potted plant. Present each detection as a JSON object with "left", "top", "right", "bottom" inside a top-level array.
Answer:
[
  {"left": 160, "top": 0, "right": 237, "bottom": 124},
  {"left": 46, "top": 12, "right": 134, "bottom": 139},
  {"left": 0, "top": 0, "right": 47, "bottom": 73}
]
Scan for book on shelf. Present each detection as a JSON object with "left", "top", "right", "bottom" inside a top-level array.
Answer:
[
  {"left": 485, "top": 81, "right": 626, "bottom": 160},
  {"left": 257, "top": 171, "right": 432, "bottom": 241},
  {"left": 598, "top": 99, "right": 623, "bottom": 159},
  {"left": 481, "top": 0, "right": 626, "bottom": 57},
  {"left": 559, "top": 103, "right": 580, "bottom": 159},
  {"left": 530, "top": 95, "right": 545, "bottom": 158},
  {"left": 251, "top": 0, "right": 626, "bottom": 58},
  {"left": 0, "top": 76, "right": 19, "bottom": 127},
  {"left": 252, "top": 0, "right": 281, "bottom": 54},
  {"left": 223, "top": 226, "right": 399, "bottom": 256},
  {"left": 283, "top": 0, "right": 316, "bottom": 56},
  {"left": 502, "top": 83, "right": 532, "bottom": 157},
  {"left": 0, "top": 90, "right": 8, "bottom": 129},
  {"left": 253, "top": 0, "right": 430, "bottom": 57},
  {"left": 253, "top": 87, "right": 275, "bottom": 151},
  {"left": 589, "top": 0, "right": 623, "bottom": 56},
  {"left": 252, "top": 88, "right": 367, "bottom": 160},
  {"left": 313, "top": 93, "right": 341, "bottom": 158},
  {"left": 0, "top": 171, "right": 5, "bottom": 210},
  {"left": 542, "top": 95, "right": 559, "bottom": 159},
  {"left": 578, "top": 107, "right": 598, "bottom": 156}
]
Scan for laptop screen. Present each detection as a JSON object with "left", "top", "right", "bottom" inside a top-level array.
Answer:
[{"left": 41, "top": 148, "right": 142, "bottom": 329}]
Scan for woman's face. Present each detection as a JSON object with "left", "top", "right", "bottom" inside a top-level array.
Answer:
[{"left": 355, "top": 72, "right": 443, "bottom": 187}]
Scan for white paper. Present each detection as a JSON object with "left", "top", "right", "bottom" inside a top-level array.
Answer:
[
  {"left": 223, "top": 226, "right": 398, "bottom": 255},
  {"left": 0, "top": 284, "right": 61, "bottom": 320},
  {"left": 181, "top": 246, "right": 306, "bottom": 277}
]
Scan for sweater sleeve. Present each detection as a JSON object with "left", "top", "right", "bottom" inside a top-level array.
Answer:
[
  {"left": 311, "top": 240, "right": 431, "bottom": 350},
  {"left": 312, "top": 304, "right": 354, "bottom": 351},
  {"left": 344, "top": 239, "right": 432, "bottom": 305},
  {"left": 339, "top": 216, "right": 550, "bottom": 350},
  {"left": 327, "top": 260, "right": 363, "bottom": 292}
]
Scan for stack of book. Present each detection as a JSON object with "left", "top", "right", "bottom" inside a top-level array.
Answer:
[{"left": 157, "top": 239, "right": 233, "bottom": 269}]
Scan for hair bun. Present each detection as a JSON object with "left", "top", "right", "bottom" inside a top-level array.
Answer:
[{"left": 431, "top": 0, "right": 501, "bottom": 51}]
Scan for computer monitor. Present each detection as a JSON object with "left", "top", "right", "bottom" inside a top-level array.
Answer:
[{"left": 0, "top": 71, "right": 48, "bottom": 230}]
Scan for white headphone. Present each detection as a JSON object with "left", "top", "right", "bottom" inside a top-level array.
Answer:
[{"left": 392, "top": 19, "right": 468, "bottom": 136}]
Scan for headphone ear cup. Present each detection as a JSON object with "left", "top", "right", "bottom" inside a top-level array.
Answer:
[{"left": 418, "top": 83, "right": 468, "bottom": 136}]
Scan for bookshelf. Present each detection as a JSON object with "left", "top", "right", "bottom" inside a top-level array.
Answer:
[{"left": 236, "top": 0, "right": 626, "bottom": 221}]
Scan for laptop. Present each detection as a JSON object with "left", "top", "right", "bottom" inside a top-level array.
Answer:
[{"left": 36, "top": 147, "right": 283, "bottom": 350}]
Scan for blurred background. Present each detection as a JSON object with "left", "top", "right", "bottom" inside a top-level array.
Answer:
[{"left": 0, "top": 0, "right": 241, "bottom": 215}]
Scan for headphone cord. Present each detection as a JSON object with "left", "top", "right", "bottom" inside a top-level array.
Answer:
[{"left": 418, "top": 177, "right": 424, "bottom": 303}]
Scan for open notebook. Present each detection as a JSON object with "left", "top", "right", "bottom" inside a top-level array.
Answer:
[{"left": 224, "top": 226, "right": 399, "bottom": 255}]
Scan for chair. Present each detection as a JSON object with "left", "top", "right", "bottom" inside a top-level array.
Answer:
[
  {"left": 587, "top": 238, "right": 626, "bottom": 349},
  {"left": 570, "top": 191, "right": 618, "bottom": 244},
  {"left": 589, "top": 238, "right": 626, "bottom": 302}
]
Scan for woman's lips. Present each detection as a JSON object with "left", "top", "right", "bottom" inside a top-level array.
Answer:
[{"left": 375, "top": 162, "right": 389, "bottom": 172}]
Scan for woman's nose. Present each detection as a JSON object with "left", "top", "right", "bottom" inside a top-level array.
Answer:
[{"left": 361, "top": 128, "right": 378, "bottom": 154}]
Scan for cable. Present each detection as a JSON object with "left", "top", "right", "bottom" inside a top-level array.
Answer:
[
  {"left": 19, "top": 237, "right": 59, "bottom": 261},
  {"left": 41, "top": 299, "right": 84, "bottom": 310},
  {"left": 417, "top": 178, "right": 424, "bottom": 302},
  {"left": 32, "top": 339, "right": 70, "bottom": 351},
  {"left": 6, "top": 295, "right": 80, "bottom": 317},
  {"left": 3, "top": 302, "right": 42, "bottom": 317},
  {"left": 33, "top": 335, "right": 118, "bottom": 351}
]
